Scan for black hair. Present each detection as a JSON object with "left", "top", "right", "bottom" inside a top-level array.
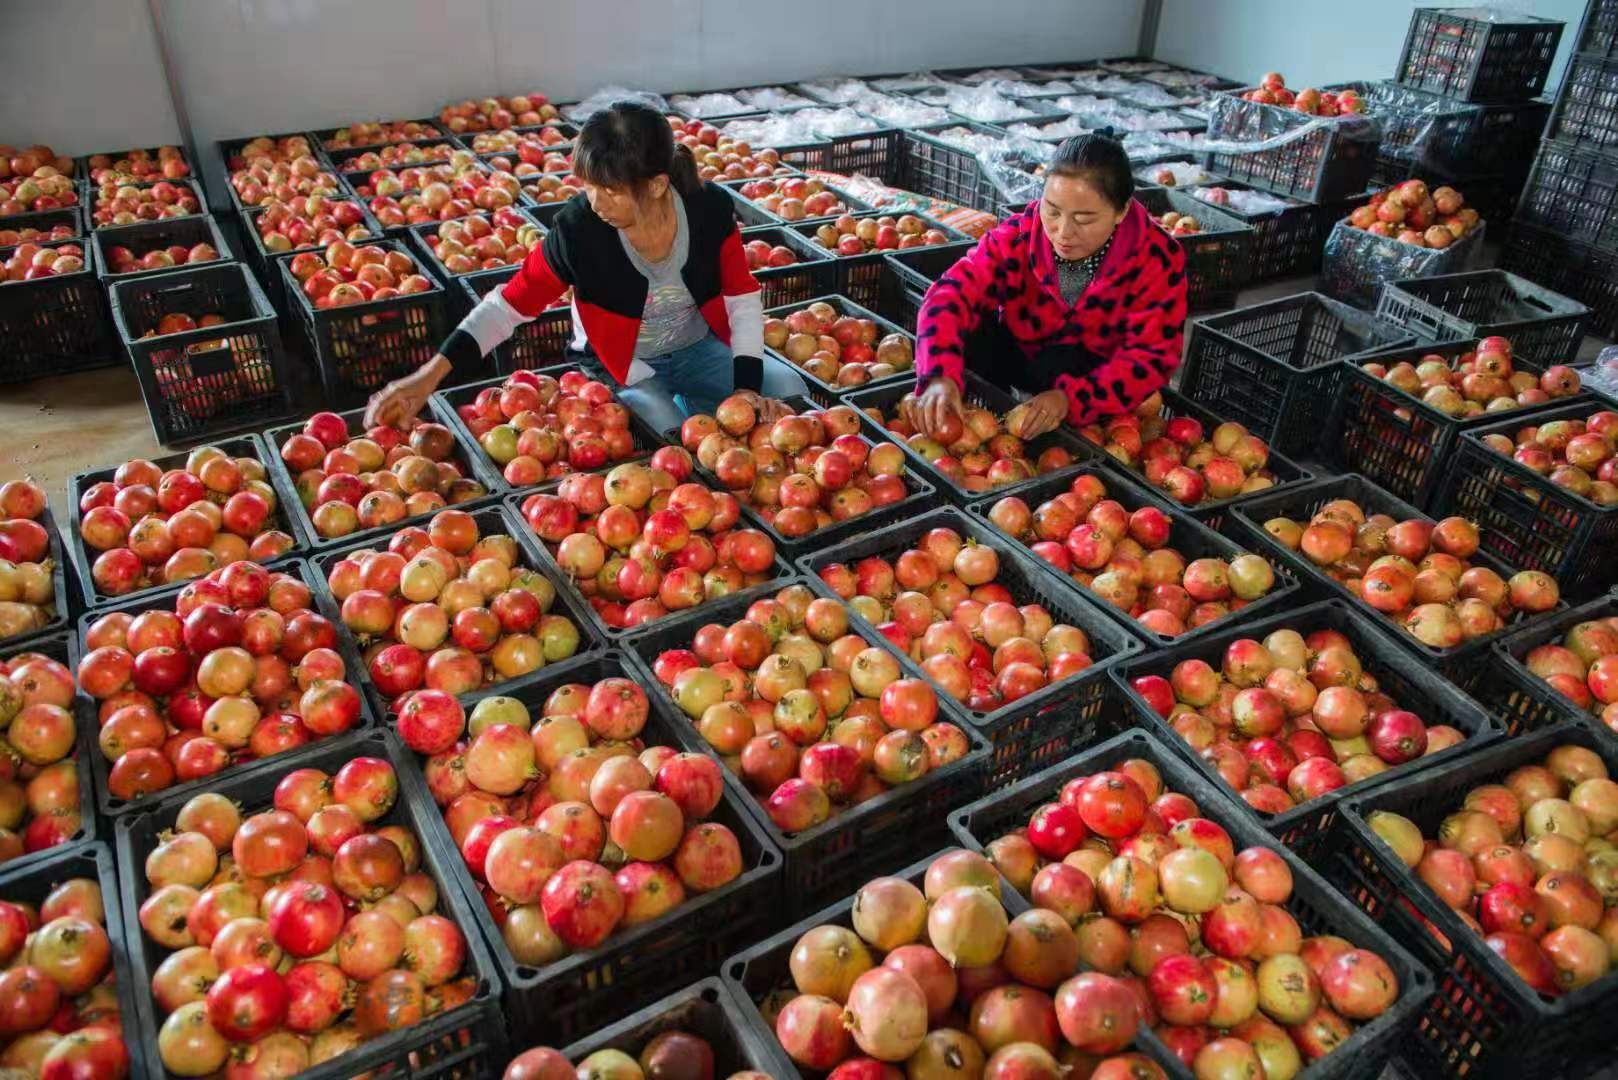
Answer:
[
  {"left": 1047, "top": 131, "right": 1133, "bottom": 210},
  {"left": 572, "top": 99, "right": 701, "bottom": 198}
]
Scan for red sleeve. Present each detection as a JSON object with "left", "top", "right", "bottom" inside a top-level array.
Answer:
[
  {"left": 501, "top": 228, "right": 571, "bottom": 316},
  {"left": 1053, "top": 237, "right": 1187, "bottom": 424},
  {"left": 914, "top": 217, "right": 1020, "bottom": 391},
  {"left": 718, "top": 226, "right": 761, "bottom": 296}
]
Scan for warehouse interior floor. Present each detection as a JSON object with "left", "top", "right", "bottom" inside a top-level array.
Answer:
[{"left": 5, "top": 269, "right": 1610, "bottom": 522}]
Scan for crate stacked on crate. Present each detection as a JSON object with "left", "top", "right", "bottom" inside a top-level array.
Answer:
[
  {"left": 1507, "top": 0, "right": 1618, "bottom": 337},
  {"left": 879, "top": 244, "right": 965, "bottom": 331},
  {"left": 1168, "top": 177, "right": 1367, "bottom": 282},
  {"left": 1200, "top": 86, "right": 1380, "bottom": 204},
  {"left": 0, "top": 201, "right": 119, "bottom": 384},
  {"left": 1319, "top": 179, "right": 1490, "bottom": 310}
]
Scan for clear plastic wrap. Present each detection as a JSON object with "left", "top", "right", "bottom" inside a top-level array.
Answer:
[
  {"left": 1103, "top": 59, "right": 1172, "bottom": 74},
  {"left": 952, "top": 67, "right": 1028, "bottom": 84},
  {"left": 1202, "top": 93, "right": 1381, "bottom": 155},
  {"left": 1334, "top": 80, "right": 1487, "bottom": 173},
  {"left": 1120, "top": 84, "right": 1193, "bottom": 108},
  {"left": 719, "top": 114, "right": 825, "bottom": 148},
  {"left": 1025, "top": 65, "right": 1110, "bottom": 81},
  {"left": 1140, "top": 161, "right": 1218, "bottom": 187},
  {"left": 798, "top": 77, "right": 868, "bottom": 104},
  {"left": 982, "top": 77, "right": 1077, "bottom": 98},
  {"left": 1188, "top": 185, "right": 1296, "bottom": 213},
  {"left": 851, "top": 93, "right": 953, "bottom": 128},
  {"left": 669, "top": 91, "right": 751, "bottom": 118},
  {"left": 564, "top": 87, "right": 668, "bottom": 122},
  {"left": 870, "top": 71, "right": 948, "bottom": 92},
  {"left": 792, "top": 108, "right": 881, "bottom": 137},
  {"left": 1587, "top": 346, "right": 1618, "bottom": 399},
  {"left": 1320, "top": 218, "right": 1487, "bottom": 308},
  {"left": 1144, "top": 69, "right": 1227, "bottom": 89},
  {"left": 1053, "top": 94, "right": 1117, "bottom": 114},
  {"left": 737, "top": 86, "right": 816, "bottom": 110},
  {"left": 934, "top": 84, "right": 1040, "bottom": 122},
  {"left": 1005, "top": 116, "right": 1093, "bottom": 142}
]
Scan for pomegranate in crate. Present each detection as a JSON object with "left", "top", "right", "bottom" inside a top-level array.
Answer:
[
  {"left": 0, "top": 479, "right": 57, "bottom": 639},
  {"left": 1521, "top": 614, "right": 1618, "bottom": 734},
  {"left": 440, "top": 94, "right": 559, "bottom": 134},
  {"left": 861, "top": 393, "right": 1078, "bottom": 492},
  {"left": 668, "top": 117, "right": 794, "bottom": 181},
  {"left": 812, "top": 213, "right": 953, "bottom": 255},
  {"left": 1479, "top": 407, "right": 1618, "bottom": 504},
  {"left": 764, "top": 299, "right": 914, "bottom": 388},
  {"left": 1346, "top": 179, "right": 1482, "bottom": 249},
  {"left": 0, "top": 642, "right": 80, "bottom": 855},
  {"left": 1078, "top": 393, "right": 1281, "bottom": 507},
  {"left": 323, "top": 119, "right": 443, "bottom": 150},
  {"left": 456, "top": 369, "right": 640, "bottom": 486},
  {"left": 1, "top": 240, "right": 84, "bottom": 283},
  {"left": 85, "top": 145, "right": 190, "bottom": 184},
  {"left": 90, "top": 180, "right": 200, "bottom": 229},
  {"left": 423, "top": 210, "right": 541, "bottom": 276},
  {"left": 1243, "top": 72, "right": 1366, "bottom": 115},
  {"left": 254, "top": 194, "right": 373, "bottom": 254}
]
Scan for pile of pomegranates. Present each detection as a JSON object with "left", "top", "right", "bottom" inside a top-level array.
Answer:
[
  {"left": 523, "top": 174, "right": 586, "bottom": 206},
  {"left": 0, "top": 479, "right": 58, "bottom": 640},
  {"left": 226, "top": 136, "right": 344, "bottom": 209},
  {"left": 0, "top": 219, "right": 78, "bottom": 246},
  {"left": 251, "top": 194, "right": 374, "bottom": 255},
  {"left": 1346, "top": 179, "right": 1480, "bottom": 249},
  {"left": 1128, "top": 623, "right": 1465, "bottom": 815},
  {"left": 668, "top": 118, "right": 793, "bottom": 182},
  {"left": 742, "top": 236, "right": 800, "bottom": 270},
  {"left": 648, "top": 584, "right": 973, "bottom": 833},
  {"left": 679, "top": 397, "right": 912, "bottom": 539},
  {"left": 401, "top": 677, "right": 747, "bottom": 960},
  {"left": 1077, "top": 394, "right": 1283, "bottom": 507},
  {"left": 79, "top": 562, "right": 365, "bottom": 800},
  {"left": 0, "top": 641, "right": 82, "bottom": 859},
  {"left": 138, "top": 757, "right": 477, "bottom": 1076},
  {"left": 454, "top": 368, "right": 643, "bottom": 488},
  {"left": 1362, "top": 336, "right": 1582, "bottom": 419},
  {"left": 89, "top": 180, "right": 200, "bottom": 229},
  {"left": 321, "top": 119, "right": 444, "bottom": 150},
  {"left": 505, "top": 1028, "right": 756, "bottom": 1080},
  {"left": 0, "top": 867, "right": 131, "bottom": 1078},
  {"left": 813, "top": 525, "right": 1100, "bottom": 713},
  {"left": 1155, "top": 211, "right": 1203, "bottom": 236},
  {"left": 483, "top": 145, "right": 572, "bottom": 180},
  {"left": 520, "top": 459, "right": 780, "bottom": 631},
  {"left": 1, "top": 239, "right": 86, "bottom": 284},
  {"left": 764, "top": 299, "right": 915, "bottom": 389},
  {"left": 330, "top": 142, "right": 462, "bottom": 172},
  {"left": 419, "top": 209, "right": 543, "bottom": 277},
  {"left": 353, "top": 156, "right": 526, "bottom": 229},
  {"left": 439, "top": 94, "right": 559, "bottom": 134},
  {"left": 810, "top": 213, "right": 956, "bottom": 256},
  {"left": 76, "top": 446, "right": 296, "bottom": 599},
  {"left": 287, "top": 239, "right": 436, "bottom": 310},
  {"left": 102, "top": 235, "right": 220, "bottom": 277},
  {"left": 1480, "top": 407, "right": 1618, "bottom": 505},
  {"left": 84, "top": 145, "right": 189, "bottom": 185},
  {"left": 1241, "top": 73, "right": 1365, "bottom": 115},
  {"left": 467, "top": 124, "right": 572, "bottom": 157},
  {"left": 756, "top": 848, "right": 1169, "bottom": 1077},
  {"left": 1518, "top": 610, "right": 1618, "bottom": 733},
  {"left": 0, "top": 166, "right": 78, "bottom": 217},
  {"left": 735, "top": 175, "right": 853, "bottom": 222},
  {"left": 1364, "top": 740, "right": 1618, "bottom": 996},
  {"left": 984, "top": 473, "right": 1279, "bottom": 639},
  {"left": 977, "top": 754, "right": 1401, "bottom": 1075},
  {"left": 858, "top": 392, "right": 1079, "bottom": 493},
  {"left": 278, "top": 411, "right": 487, "bottom": 541},
  {"left": 326, "top": 508, "right": 584, "bottom": 707},
  {"left": 1257, "top": 497, "right": 1561, "bottom": 648}
]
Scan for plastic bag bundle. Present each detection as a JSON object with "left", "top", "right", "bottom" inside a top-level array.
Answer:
[
  {"left": 1104, "top": 59, "right": 1171, "bottom": 74},
  {"left": 669, "top": 91, "right": 750, "bottom": 117},
  {"left": 1188, "top": 186, "right": 1296, "bottom": 213},
  {"left": 720, "top": 114, "right": 824, "bottom": 148},
  {"left": 792, "top": 108, "right": 881, "bottom": 137},
  {"left": 852, "top": 94, "right": 953, "bottom": 127},
  {"left": 1121, "top": 84, "right": 1191, "bottom": 108},
  {"left": 1145, "top": 70, "right": 1226, "bottom": 89},
  {"left": 1004, "top": 116, "right": 1093, "bottom": 142},
  {"left": 871, "top": 72, "right": 948, "bottom": 92},
  {"left": 929, "top": 126, "right": 1012, "bottom": 153},
  {"left": 798, "top": 77, "right": 868, "bottom": 103},
  {"left": 982, "top": 77, "right": 1077, "bottom": 97},
  {"left": 564, "top": 86, "right": 668, "bottom": 122},
  {"left": 1587, "top": 346, "right": 1618, "bottom": 400},
  {"left": 954, "top": 67, "right": 1028, "bottom": 84},
  {"left": 738, "top": 86, "right": 816, "bottom": 110},
  {"left": 1141, "top": 161, "right": 1218, "bottom": 187},
  {"left": 939, "top": 84, "right": 1039, "bottom": 122},
  {"left": 1054, "top": 94, "right": 1117, "bottom": 115}
]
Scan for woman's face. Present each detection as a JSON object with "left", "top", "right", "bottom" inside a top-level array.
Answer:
[
  {"left": 581, "top": 174, "right": 669, "bottom": 230},
  {"left": 1039, "top": 173, "right": 1126, "bottom": 261}
]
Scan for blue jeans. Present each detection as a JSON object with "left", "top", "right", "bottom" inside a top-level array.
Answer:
[{"left": 617, "top": 333, "right": 809, "bottom": 439}]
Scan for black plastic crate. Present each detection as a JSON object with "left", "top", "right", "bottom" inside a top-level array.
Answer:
[
  {"left": 1132, "top": 187, "right": 1253, "bottom": 310},
  {"left": 77, "top": 558, "right": 373, "bottom": 819},
  {"left": 1322, "top": 343, "right": 1583, "bottom": 509},
  {"left": 1502, "top": 222, "right": 1618, "bottom": 340},
  {"left": 111, "top": 261, "right": 294, "bottom": 446},
  {"left": 0, "top": 504, "right": 70, "bottom": 645},
  {"left": 458, "top": 265, "right": 569, "bottom": 375},
  {"left": 826, "top": 125, "right": 905, "bottom": 185},
  {"left": 796, "top": 505, "right": 1141, "bottom": 788},
  {"left": 1180, "top": 180, "right": 1362, "bottom": 281},
  {"left": 91, "top": 213, "right": 234, "bottom": 283},
  {"left": 1202, "top": 91, "right": 1380, "bottom": 202},
  {"left": 1575, "top": 0, "right": 1618, "bottom": 58},
  {"left": 554, "top": 977, "right": 792, "bottom": 1076},
  {"left": 841, "top": 370, "right": 1093, "bottom": 506},
  {"left": 720, "top": 177, "right": 874, "bottom": 227},
  {"left": 0, "top": 205, "right": 83, "bottom": 244},
  {"left": 1077, "top": 387, "right": 1315, "bottom": 532},
  {"left": 65, "top": 432, "right": 306, "bottom": 608},
  {"left": 880, "top": 244, "right": 967, "bottom": 332},
  {"left": 0, "top": 233, "right": 118, "bottom": 384},
  {"left": 787, "top": 211, "right": 970, "bottom": 311},
  {"left": 114, "top": 728, "right": 506, "bottom": 1080},
  {"left": 949, "top": 728, "right": 1436, "bottom": 1080},
  {"left": 280, "top": 237, "right": 446, "bottom": 407},
  {"left": 0, "top": 632, "right": 97, "bottom": 872},
  {"left": 623, "top": 587, "right": 990, "bottom": 916},
  {"left": 1375, "top": 270, "right": 1590, "bottom": 370},
  {"left": 1548, "top": 53, "right": 1618, "bottom": 150},
  {"left": 306, "top": 501, "right": 605, "bottom": 717},
  {"left": 964, "top": 464, "right": 1305, "bottom": 651},
  {"left": 1179, "top": 292, "right": 1419, "bottom": 459},
  {"left": 1471, "top": 594, "right": 1618, "bottom": 738},
  {"left": 1111, "top": 598, "right": 1499, "bottom": 853},
  {"left": 762, "top": 292, "right": 913, "bottom": 400},
  {"left": 899, "top": 123, "right": 997, "bottom": 209},
  {"left": 1395, "top": 6, "right": 1564, "bottom": 102},
  {"left": 738, "top": 225, "right": 835, "bottom": 311},
  {"left": 1227, "top": 472, "right": 1567, "bottom": 690},
  {"left": 1513, "top": 139, "right": 1618, "bottom": 250},
  {"left": 262, "top": 403, "right": 495, "bottom": 549},
  {"left": 1319, "top": 216, "right": 1489, "bottom": 311},
  {"left": 1330, "top": 722, "right": 1616, "bottom": 1078},
  {"left": 1434, "top": 401, "right": 1618, "bottom": 600}
]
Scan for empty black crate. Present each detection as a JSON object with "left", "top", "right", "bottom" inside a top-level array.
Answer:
[
  {"left": 556, "top": 978, "right": 792, "bottom": 1076},
  {"left": 1375, "top": 271, "right": 1590, "bottom": 370},
  {"left": 796, "top": 505, "right": 1142, "bottom": 788},
  {"left": 459, "top": 265, "right": 569, "bottom": 375},
  {"left": 91, "top": 213, "right": 234, "bottom": 282},
  {"left": 881, "top": 244, "right": 968, "bottom": 332},
  {"left": 1328, "top": 722, "right": 1617, "bottom": 1078},
  {"left": 1227, "top": 472, "right": 1567, "bottom": 690},
  {"left": 1132, "top": 187, "right": 1252, "bottom": 310},
  {"left": 949, "top": 728, "right": 1437, "bottom": 1080},
  {"left": 1110, "top": 598, "right": 1498, "bottom": 853},
  {"left": 113, "top": 729, "right": 507, "bottom": 1080},
  {"left": 281, "top": 237, "right": 446, "bottom": 406},
  {"left": 1514, "top": 140, "right": 1618, "bottom": 251},
  {"left": 109, "top": 262, "right": 294, "bottom": 446},
  {"left": 1202, "top": 91, "right": 1379, "bottom": 202},
  {"left": 1472, "top": 594, "right": 1618, "bottom": 738},
  {"left": 622, "top": 588, "right": 990, "bottom": 917},
  {"left": 1434, "top": 402, "right": 1618, "bottom": 599},
  {"left": 1178, "top": 291, "right": 1418, "bottom": 458},
  {"left": 0, "top": 233, "right": 117, "bottom": 384},
  {"left": 1503, "top": 222, "right": 1618, "bottom": 340},
  {"left": 900, "top": 124, "right": 997, "bottom": 209},
  {"left": 841, "top": 369, "right": 1092, "bottom": 506},
  {"left": 1395, "top": 6, "right": 1564, "bottom": 102},
  {"left": 1547, "top": 53, "right": 1618, "bottom": 151}
]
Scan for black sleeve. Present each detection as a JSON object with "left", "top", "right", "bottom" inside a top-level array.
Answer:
[
  {"left": 733, "top": 354, "right": 762, "bottom": 393},
  {"left": 439, "top": 328, "right": 483, "bottom": 375}
]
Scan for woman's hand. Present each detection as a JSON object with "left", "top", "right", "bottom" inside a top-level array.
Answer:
[
  {"left": 909, "top": 376, "right": 964, "bottom": 439},
  {"left": 1008, "top": 389, "right": 1069, "bottom": 439},
  {"left": 365, "top": 356, "right": 449, "bottom": 429}
]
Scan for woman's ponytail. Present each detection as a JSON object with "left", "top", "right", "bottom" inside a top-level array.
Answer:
[{"left": 669, "top": 143, "right": 701, "bottom": 196}]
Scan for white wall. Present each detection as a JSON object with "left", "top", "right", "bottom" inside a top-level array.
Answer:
[{"left": 1153, "top": 0, "right": 1587, "bottom": 92}]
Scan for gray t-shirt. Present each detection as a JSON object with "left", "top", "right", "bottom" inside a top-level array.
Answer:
[{"left": 620, "top": 196, "right": 709, "bottom": 359}]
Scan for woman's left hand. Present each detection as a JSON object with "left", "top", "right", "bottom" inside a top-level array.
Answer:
[{"left": 1010, "top": 389, "right": 1070, "bottom": 439}]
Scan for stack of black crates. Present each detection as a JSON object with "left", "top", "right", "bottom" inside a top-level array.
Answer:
[{"left": 1505, "top": 0, "right": 1618, "bottom": 338}]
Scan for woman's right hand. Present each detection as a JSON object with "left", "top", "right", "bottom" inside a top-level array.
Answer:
[
  {"left": 365, "top": 356, "right": 450, "bottom": 429},
  {"left": 909, "top": 376, "right": 964, "bottom": 440}
]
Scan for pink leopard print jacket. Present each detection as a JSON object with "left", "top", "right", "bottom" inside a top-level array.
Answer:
[{"left": 914, "top": 198, "right": 1188, "bottom": 424}]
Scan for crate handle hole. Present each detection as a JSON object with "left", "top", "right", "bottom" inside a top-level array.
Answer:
[
  {"left": 725, "top": 960, "right": 745, "bottom": 980},
  {"left": 700, "top": 986, "right": 720, "bottom": 1003}
]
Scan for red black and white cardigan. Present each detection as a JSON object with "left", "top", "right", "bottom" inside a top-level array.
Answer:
[
  {"left": 914, "top": 198, "right": 1188, "bottom": 424},
  {"left": 445, "top": 182, "right": 766, "bottom": 389}
]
